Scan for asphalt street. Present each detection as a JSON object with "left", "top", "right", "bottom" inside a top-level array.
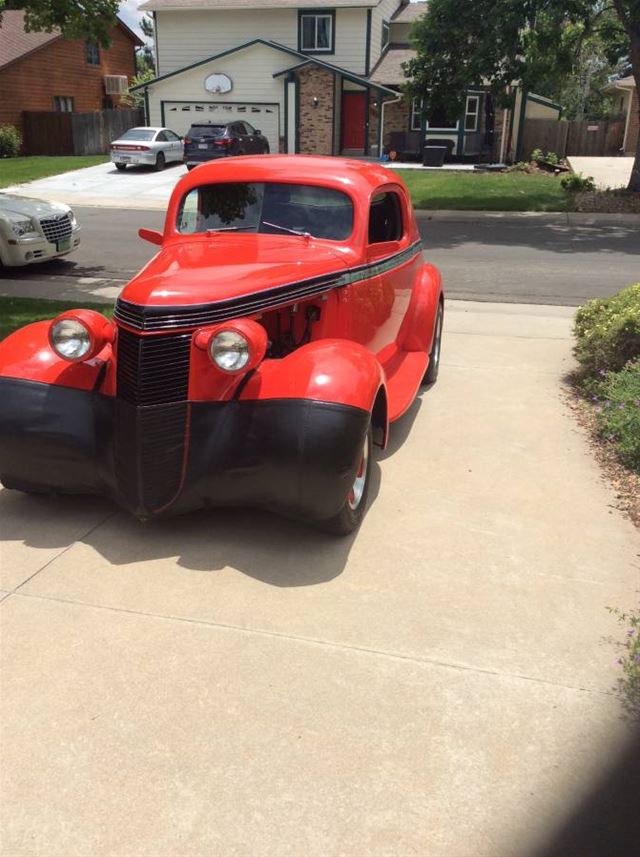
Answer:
[{"left": 0, "top": 206, "right": 638, "bottom": 306}]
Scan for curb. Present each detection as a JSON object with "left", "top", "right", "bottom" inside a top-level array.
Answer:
[{"left": 415, "top": 210, "right": 640, "bottom": 226}]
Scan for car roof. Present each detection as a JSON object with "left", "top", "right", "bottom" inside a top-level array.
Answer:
[{"left": 180, "top": 155, "right": 402, "bottom": 196}]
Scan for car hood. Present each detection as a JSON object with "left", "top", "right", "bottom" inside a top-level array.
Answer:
[
  {"left": 120, "top": 235, "right": 354, "bottom": 307},
  {"left": 0, "top": 193, "right": 70, "bottom": 219}
]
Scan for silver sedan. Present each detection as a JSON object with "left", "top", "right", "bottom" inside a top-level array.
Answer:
[{"left": 110, "top": 126, "right": 184, "bottom": 172}]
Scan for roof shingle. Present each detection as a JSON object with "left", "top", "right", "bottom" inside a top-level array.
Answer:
[{"left": 0, "top": 10, "right": 60, "bottom": 71}]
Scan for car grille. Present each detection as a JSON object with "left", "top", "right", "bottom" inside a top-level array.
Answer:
[
  {"left": 115, "top": 326, "right": 192, "bottom": 514},
  {"left": 39, "top": 214, "right": 72, "bottom": 244},
  {"left": 116, "top": 328, "right": 191, "bottom": 406}
]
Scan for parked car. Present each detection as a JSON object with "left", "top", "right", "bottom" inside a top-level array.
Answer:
[
  {"left": 110, "top": 126, "right": 183, "bottom": 171},
  {"left": 0, "top": 156, "right": 443, "bottom": 533},
  {"left": 184, "top": 121, "right": 269, "bottom": 169},
  {"left": 0, "top": 193, "right": 80, "bottom": 267}
]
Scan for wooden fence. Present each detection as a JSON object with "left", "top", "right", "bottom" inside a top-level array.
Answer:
[
  {"left": 520, "top": 117, "right": 626, "bottom": 160},
  {"left": 22, "top": 109, "right": 144, "bottom": 156}
]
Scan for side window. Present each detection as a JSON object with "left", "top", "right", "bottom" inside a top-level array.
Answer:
[
  {"left": 243, "top": 122, "right": 255, "bottom": 135},
  {"left": 232, "top": 123, "right": 244, "bottom": 135},
  {"left": 368, "top": 192, "right": 403, "bottom": 244},
  {"left": 166, "top": 130, "right": 179, "bottom": 141},
  {"left": 156, "top": 131, "right": 168, "bottom": 142}
]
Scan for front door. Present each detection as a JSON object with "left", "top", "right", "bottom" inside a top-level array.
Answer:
[{"left": 341, "top": 92, "right": 366, "bottom": 151}]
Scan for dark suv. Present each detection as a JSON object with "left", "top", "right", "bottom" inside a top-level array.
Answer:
[{"left": 183, "top": 121, "right": 270, "bottom": 169}]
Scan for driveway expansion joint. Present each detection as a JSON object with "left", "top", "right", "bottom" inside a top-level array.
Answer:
[{"left": 13, "top": 589, "right": 613, "bottom": 697}]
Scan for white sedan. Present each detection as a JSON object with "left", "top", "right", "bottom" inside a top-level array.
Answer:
[
  {"left": 0, "top": 194, "right": 80, "bottom": 267},
  {"left": 110, "top": 126, "right": 184, "bottom": 171}
]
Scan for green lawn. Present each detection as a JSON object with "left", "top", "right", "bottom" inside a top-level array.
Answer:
[
  {"left": 0, "top": 297, "right": 112, "bottom": 341},
  {"left": 396, "top": 169, "right": 567, "bottom": 211},
  {"left": 0, "top": 156, "right": 108, "bottom": 188}
]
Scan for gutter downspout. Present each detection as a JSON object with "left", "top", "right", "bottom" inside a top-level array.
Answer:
[
  {"left": 614, "top": 82, "right": 633, "bottom": 153},
  {"left": 379, "top": 93, "right": 403, "bottom": 159}
]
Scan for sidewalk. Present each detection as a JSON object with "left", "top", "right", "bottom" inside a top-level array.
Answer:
[{"left": 2, "top": 300, "right": 639, "bottom": 857}]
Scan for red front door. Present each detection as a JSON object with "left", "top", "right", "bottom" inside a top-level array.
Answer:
[{"left": 341, "top": 92, "right": 366, "bottom": 150}]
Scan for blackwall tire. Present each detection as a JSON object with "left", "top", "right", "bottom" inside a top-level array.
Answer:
[
  {"left": 320, "top": 425, "right": 372, "bottom": 536},
  {"left": 115, "top": 164, "right": 127, "bottom": 171},
  {"left": 423, "top": 300, "right": 443, "bottom": 385},
  {"left": 155, "top": 152, "right": 165, "bottom": 171}
]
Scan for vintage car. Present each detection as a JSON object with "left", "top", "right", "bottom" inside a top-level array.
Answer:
[{"left": 0, "top": 156, "right": 443, "bottom": 533}]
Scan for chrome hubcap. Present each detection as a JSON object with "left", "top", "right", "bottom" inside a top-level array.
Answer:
[{"left": 348, "top": 435, "right": 369, "bottom": 510}]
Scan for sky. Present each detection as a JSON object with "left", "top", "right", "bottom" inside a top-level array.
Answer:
[{"left": 118, "top": 0, "right": 147, "bottom": 40}]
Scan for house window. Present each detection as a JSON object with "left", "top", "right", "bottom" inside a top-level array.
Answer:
[
  {"left": 53, "top": 96, "right": 74, "bottom": 112},
  {"left": 410, "top": 97, "right": 423, "bottom": 131},
  {"left": 86, "top": 41, "right": 100, "bottom": 65},
  {"left": 381, "top": 20, "right": 390, "bottom": 51},
  {"left": 465, "top": 95, "right": 480, "bottom": 131},
  {"left": 299, "top": 11, "right": 334, "bottom": 53},
  {"left": 426, "top": 104, "right": 459, "bottom": 130},
  {"left": 368, "top": 192, "right": 403, "bottom": 244}
]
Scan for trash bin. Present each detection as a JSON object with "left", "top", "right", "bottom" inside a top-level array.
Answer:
[{"left": 422, "top": 145, "right": 447, "bottom": 167}]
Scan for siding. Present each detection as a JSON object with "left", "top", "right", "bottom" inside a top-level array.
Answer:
[
  {"left": 156, "top": 7, "right": 368, "bottom": 75},
  {"left": 0, "top": 26, "right": 137, "bottom": 138},
  {"left": 369, "top": 0, "right": 400, "bottom": 71},
  {"left": 148, "top": 42, "right": 289, "bottom": 136}
]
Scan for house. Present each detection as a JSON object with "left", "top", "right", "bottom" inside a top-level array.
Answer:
[
  {"left": 0, "top": 10, "right": 142, "bottom": 145},
  {"left": 604, "top": 75, "right": 639, "bottom": 156},
  {"left": 134, "top": 0, "right": 554, "bottom": 162}
]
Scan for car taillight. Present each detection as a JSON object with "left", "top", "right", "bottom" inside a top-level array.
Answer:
[
  {"left": 214, "top": 138, "right": 233, "bottom": 147},
  {"left": 137, "top": 146, "right": 150, "bottom": 151},
  {"left": 184, "top": 137, "right": 191, "bottom": 145}
]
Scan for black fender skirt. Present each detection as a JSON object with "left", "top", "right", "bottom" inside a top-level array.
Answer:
[{"left": 0, "top": 378, "right": 370, "bottom": 521}]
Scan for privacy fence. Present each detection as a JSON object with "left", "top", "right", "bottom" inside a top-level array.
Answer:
[
  {"left": 22, "top": 109, "right": 144, "bottom": 156},
  {"left": 520, "top": 118, "right": 626, "bottom": 160}
]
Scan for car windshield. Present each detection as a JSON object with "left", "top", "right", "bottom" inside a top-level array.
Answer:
[
  {"left": 188, "top": 125, "right": 226, "bottom": 138},
  {"left": 118, "top": 128, "right": 157, "bottom": 141},
  {"left": 177, "top": 183, "right": 353, "bottom": 240}
]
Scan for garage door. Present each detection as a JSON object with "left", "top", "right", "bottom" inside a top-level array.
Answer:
[{"left": 162, "top": 102, "right": 280, "bottom": 153}]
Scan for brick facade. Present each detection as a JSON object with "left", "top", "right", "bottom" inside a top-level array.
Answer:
[
  {"left": 296, "top": 65, "right": 336, "bottom": 156},
  {"left": 626, "top": 87, "right": 639, "bottom": 155},
  {"left": 0, "top": 25, "right": 138, "bottom": 141}
]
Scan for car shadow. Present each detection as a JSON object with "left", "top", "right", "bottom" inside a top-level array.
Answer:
[
  {"left": 0, "top": 456, "right": 383, "bottom": 588},
  {"left": 106, "top": 161, "right": 185, "bottom": 175}
]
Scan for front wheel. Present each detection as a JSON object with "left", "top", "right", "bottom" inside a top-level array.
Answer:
[
  {"left": 320, "top": 426, "right": 372, "bottom": 536},
  {"left": 154, "top": 152, "right": 165, "bottom": 171},
  {"left": 422, "top": 300, "right": 443, "bottom": 385},
  {"left": 262, "top": 142, "right": 270, "bottom": 154}
]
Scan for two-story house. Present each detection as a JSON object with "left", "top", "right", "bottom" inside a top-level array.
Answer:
[
  {"left": 0, "top": 10, "right": 142, "bottom": 149},
  {"left": 134, "top": 0, "right": 558, "bottom": 162}
]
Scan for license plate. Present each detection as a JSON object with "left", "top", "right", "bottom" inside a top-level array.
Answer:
[
  {"left": 198, "top": 144, "right": 208, "bottom": 149},
  {"left": 57, "top": 237, "right": 71, "bottom": 252},
  {"left": 117, "top": 156, "right": 131, "bottom": 162}
]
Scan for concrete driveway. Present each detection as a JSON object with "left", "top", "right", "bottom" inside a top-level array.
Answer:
[
  {"left": 567, "top": 156, "right": 634, "bottom": 189},
  {"left": 2, "top": 300, "right": 639, "bottom": 857},
  {"left": 3, "top": 160, "right": 184, "bottom": 210}
]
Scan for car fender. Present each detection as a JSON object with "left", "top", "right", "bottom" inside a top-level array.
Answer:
[
  {"left": 240, "top": 338, "right": 389, "bottom": 445},
  {"left": 0, "top": 320, "right": 114, "bottom": 392},
  {"left": 398, "top": 263, "right": 443, "bottom": 353}
]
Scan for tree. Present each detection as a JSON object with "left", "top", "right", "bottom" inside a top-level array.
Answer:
[
  {"left": 0, "top": 0, "right": 120, "bottom": 47},
  {"left": 136, "top": 13, "right": 155, "bottom": 75},
  {"left": 405, "top": 0, "right": 640, "bottom": 192}
]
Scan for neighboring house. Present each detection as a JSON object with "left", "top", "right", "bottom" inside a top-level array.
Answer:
[
  {"left": 134, "top": 0, "right": 557, "bottom": 162},
  {"left": 604, "top": 75, "right": 639, "bottom": 156},
  {"left": 0, "top": 10, "right": 142, "bottom": 145}
]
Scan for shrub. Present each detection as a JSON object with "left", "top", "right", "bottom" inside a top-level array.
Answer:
[
  {"left": 561, "top": 172, "right": 596, "bottom": 193},
  {"left": 0, "top": 124, "right": 22, "bottom": 158},
  {"left": 594, "top": 360, "right": 640, "bottom": 473},
  {"left": 545, "top": 151, "right": 559, "bottom": 166},
  {"left": 574, "top": 283, "right": 640, "bottom": 376},
  {"left": 531, "top": 147, "right": 544, "bottom": 162}
]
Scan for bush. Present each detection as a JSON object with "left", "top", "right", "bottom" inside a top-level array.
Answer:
[
  {"left": 0, "top": 124, "right": 22, "bottom": 158},
  {"left": 574, "top": 283, "right": 640, "bottom": 376},
  {"left": 594, "top": 360, "right": 640, "bottom": 473},
  {"left": 561, "top": 172, "right": 596, "bottom": 193},
  {"left": 531, "top": 147, "right": 544, "bottom": 162}
]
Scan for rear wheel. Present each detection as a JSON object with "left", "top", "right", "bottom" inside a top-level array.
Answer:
[
  {"left": 422, "top": 300, "right": 443, "bottom": 385},
  {"left": 320, "top": 426, "right": 372, "bottom": 536},
  {"left": 115, "top": 163, "right": 127, "bottom": 171},
  {"left": 186, "top": 164, "right": 195, "bottom": 171},
  {"left": 262, "top": 142, "right": 270, "bottom": 154},
  {"left": 155, "top": 152, "right": 165, "bottom": 171}
]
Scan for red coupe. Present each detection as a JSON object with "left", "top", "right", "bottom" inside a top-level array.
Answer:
[{"left": 0, "top": 156, "right": 443, "bottom": 533}]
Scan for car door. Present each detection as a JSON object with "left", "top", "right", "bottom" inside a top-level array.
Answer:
[
  {"left": 155, "top": 130, "right": 168, "bottom": 158},
  {"left": 241, "top": 122, "right": 259, "bottom": 153},
  {"left": 164, "top": 129, "right": 180, "bottom": 161}
]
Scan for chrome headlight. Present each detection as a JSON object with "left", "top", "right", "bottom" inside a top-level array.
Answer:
[
  {"left": 50, "top": 318, "right": 92, "bottom": 361},
  {"left": 8, "top": 215, "right": 37, "bottom": 237},
  {"left": 208, "top": 330, "right": 250, "bottom": 373},
  {"left": 67, "top": 210, "right": 77, "bottom": 228}
]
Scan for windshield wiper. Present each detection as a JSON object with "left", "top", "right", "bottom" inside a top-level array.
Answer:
[
  {"left": 206, "top": 225, "right": 256, "bottom": 233},
  {"left": 262, "top": 220, "right": 311, "bottom": 238}
]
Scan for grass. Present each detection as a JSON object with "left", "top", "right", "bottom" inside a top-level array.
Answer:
[
  {"left": 396, "top": 169, "right": 567, "bottom": 211},
  {"left": 0, "top": 156, "right": 108, "bottom": 188},
  {"left": 0, "top": 297, "right": 112, "bottom": 341}
]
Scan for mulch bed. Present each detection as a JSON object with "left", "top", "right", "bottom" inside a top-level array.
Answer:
[
  {"left": 571, "top": 190, "right": 640, "bottom": 214},
  {"left": 565, "top": 384, "right": 640, "bottom": 530}
]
